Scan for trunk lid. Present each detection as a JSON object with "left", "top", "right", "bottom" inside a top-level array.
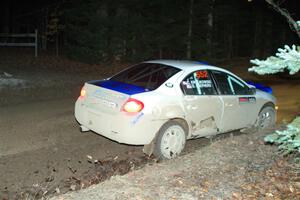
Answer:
[{"left": 83, "top": 80, "right": 147, "bottom": 114}]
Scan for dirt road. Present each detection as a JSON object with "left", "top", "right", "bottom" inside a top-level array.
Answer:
[{"left": 0, "top": 98, "right": 143, "bottom": 198}]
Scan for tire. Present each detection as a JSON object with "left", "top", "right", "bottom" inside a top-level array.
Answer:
[
  {"left": 256, "top": 106, "right": 276, "bottom": 130},
  {"left": 153, "top": 121, "right": 187, "bottom": 160}
]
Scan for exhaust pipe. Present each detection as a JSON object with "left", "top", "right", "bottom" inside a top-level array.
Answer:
[{"left": 80, "top": 125, "right": 90, "bottom": 132}]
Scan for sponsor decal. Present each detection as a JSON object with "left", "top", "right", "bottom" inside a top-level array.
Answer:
[
  {"left": 198, "top": 80, "right": 212, "bottom": 88},
  {"left": 131, "top": 112, "right": 144, "bottom": 125},
  {"left": 182, "top": 81, "right": 193, "bottom": 89},
  {"left": 249, "top": 97, "right": 256, "bottom": 103},
  {"left": 239, "top": 97, "right": 256, "bottom": 104}
]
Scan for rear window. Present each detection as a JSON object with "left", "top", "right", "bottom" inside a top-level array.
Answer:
[{"left": 110, "top": 63, "right": 181, "bottom": 90}]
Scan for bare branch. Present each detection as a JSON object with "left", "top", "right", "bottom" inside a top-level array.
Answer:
[{"left": 265, "top": 0, "right": 300, "bottom": 39}]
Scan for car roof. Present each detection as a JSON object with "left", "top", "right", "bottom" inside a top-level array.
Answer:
[
  {"left": 144, "top": 59, "right": 225, "bottom": 72},
  {"left": 144, "top": 59, "right": 248, "bottom": 85}
]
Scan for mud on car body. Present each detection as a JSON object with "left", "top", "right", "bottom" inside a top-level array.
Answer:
[{"left": 75, "top": 60, "right": 276, "bottom": 159}]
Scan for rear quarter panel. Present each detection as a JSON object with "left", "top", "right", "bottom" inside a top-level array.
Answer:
[{"left": 130, "top": 87, "right": 186, "bottom": 143}]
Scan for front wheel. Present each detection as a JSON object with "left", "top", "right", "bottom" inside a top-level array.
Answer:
[
  {"left": 256, "top": 106, "right": 276, "bottom": 130},
  {"left": 153, "top": 121, "right": 187, "bottom": 160}
]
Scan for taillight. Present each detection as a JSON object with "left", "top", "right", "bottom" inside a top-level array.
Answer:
[
  {"left": 80, "top": 88, "right": 86, "bottom": 98},
  {"left": 122, "top": 98, "right": 144, "bottom": 113}
]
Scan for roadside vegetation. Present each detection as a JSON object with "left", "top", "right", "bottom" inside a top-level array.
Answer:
[{"left": 249, "top": 1, "right": 300, "bottom": 168}]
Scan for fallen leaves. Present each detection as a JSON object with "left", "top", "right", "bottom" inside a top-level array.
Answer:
[{"left": 236, "top": 157, "right": 300, "bottom": 199}]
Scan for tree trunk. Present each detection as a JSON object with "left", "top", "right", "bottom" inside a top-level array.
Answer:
[
  {"left": 43, "top": 8, "right": 49, "bottom": 50},
  {"left": 186, "top": 0, "right": 194, "bottom": 59},
  {"left": 123, "top": 39, "right": 127, "bottom": 58},
  {"left": 252, "top": 5, "right": 263, "bottom": 57},
  {"left": 227, "top": 24, "right": 233, "bottom": 59},
  {"left": 159, "top": 47, "right": 163, "bottom": 59},
  {"left": 56, "top": 33, "right": 59, "bottom": 57},
  {"left": 263, "top": 14, "right": 273, "bottom": 57},
  {"left": 207, "top": 0, "right": 215, "bottom": 59},
  {"left": 2, "top": 0, "right": 10, "bottom": 33}
]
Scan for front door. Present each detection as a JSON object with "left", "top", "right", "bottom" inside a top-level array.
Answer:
[
  {"left": 180, "top": 70, "right": 223, "bottom": 138},
  {"left": 211, "top": 70, "right": 257, "bottom": 132}
]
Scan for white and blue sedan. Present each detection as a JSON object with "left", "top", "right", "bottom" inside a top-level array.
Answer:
[{"left": 75, "top": 60, "right": 276, "bottom": 159}]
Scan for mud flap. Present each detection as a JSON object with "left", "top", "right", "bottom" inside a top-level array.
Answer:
[{"left": 143, "top": 140, "right": 155, "bottom": 156}]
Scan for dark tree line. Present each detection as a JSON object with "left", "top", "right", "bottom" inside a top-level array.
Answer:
[
  {"left": 64, "top": 0, "right": 191, "bottom": 62},
  {"left": 2, "top": 0, "right": 299, "bottom": 63}
]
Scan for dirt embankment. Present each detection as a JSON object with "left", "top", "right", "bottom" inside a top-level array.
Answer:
[{"left": 51, "top": 128, "right": 300, "bottom": 200}]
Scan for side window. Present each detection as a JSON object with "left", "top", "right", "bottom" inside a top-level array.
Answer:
[
  {"left": 229, "top": 76, "right": 250, "bottom": 95},
  {"left": 211, "top": 70, "right": 250, "bottom": 95},
  {"left": 181, "top": 70, "right": 217, "bottom": 95}
]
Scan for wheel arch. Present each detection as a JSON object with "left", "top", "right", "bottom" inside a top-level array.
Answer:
[
  {"left": 261, "top": 102, "right": 275, "bottom": 110},
  {"left": 257, "top": 101, "right": 276, "bottom": 119},
  {"left": 169, "top": 117, "right": 189, "bottom": 136},
  {"left": 256, "top": 101, "right": 277, "bottom": 128}
]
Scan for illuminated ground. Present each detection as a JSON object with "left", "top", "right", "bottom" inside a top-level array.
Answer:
[{"left": 0, "top": 52, "right": 299, "bottom": 199}]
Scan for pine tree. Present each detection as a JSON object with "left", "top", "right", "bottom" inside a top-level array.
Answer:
[
  {"left": 248, "top": 1, "right": 300, "bottom": 155},
  {"left": 249, "top": 44, "right": 300, "bottom": 75}
]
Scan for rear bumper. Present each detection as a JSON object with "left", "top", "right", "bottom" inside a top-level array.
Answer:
[{"left": 75, "top": 99, "right": 163, "bottom": 145}]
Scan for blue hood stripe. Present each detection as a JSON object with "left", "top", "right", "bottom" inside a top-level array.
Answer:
[
  {"left": 94, "top": 80, "right": 147, "bottom": 95},
  {"left": 247, "top": 81, "right": 273, "bottom": 94}
]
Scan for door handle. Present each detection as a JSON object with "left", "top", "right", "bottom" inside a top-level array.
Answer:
[
  {"left": 184, "top": 96, "right": 197, "bottom": 101},
  {"left": 187, "top": 105, "right": 198, "bottom": 110}
]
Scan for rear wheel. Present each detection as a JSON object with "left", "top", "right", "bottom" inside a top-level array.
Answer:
[
  {"left": 153, "top": 121, "right": 186, "bottom": 160},
  {"left": 256, "top": 106, "right": 276, "bottom": 130}
]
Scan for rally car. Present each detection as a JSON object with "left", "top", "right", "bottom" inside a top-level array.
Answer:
[{"left": 75, "top": 60, "right": 276, "bottom": 159}]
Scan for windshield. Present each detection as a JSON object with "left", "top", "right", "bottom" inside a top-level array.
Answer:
[{"left": 110, "top": 63, "right": 181, "bottom": 91}]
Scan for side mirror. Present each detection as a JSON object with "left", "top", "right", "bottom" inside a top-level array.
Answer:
[{"left": 249, "top": 87, "right": 256, "bottom": 95}]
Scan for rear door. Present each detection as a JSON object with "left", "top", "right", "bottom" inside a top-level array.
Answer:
[
  {"left": 211, "top": 70, "right": 257, "bottom": 132},
  {"left": 180, "top": 70, "right": 223, "bottom": 138}
]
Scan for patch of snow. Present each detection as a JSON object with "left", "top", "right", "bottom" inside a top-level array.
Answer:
[
  {"left": 0, "top": 72, "right": 28, "bottom": 89},
  {"left": 3, "top": 72, "right": 13, "bottom": 77},
  {"left": 0, "top": 78, "right": 28, "bottom": 89}
]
